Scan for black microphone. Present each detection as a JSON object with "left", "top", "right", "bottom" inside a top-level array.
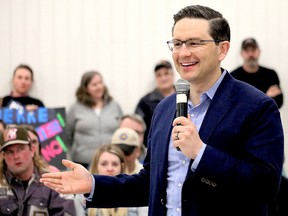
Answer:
[{"left": 174, "top": 79, "right": 190, "bottom": 151}]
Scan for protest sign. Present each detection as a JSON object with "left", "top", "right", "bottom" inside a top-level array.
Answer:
[{"left": 0, "top": 107, "right": 68, "bottom": 170}]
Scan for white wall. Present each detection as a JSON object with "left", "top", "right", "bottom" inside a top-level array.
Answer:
[{"left": 0, "top": 0, "right": 287, "bottom": 171}]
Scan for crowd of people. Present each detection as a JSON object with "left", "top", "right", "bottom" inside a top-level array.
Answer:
[{"left": 0, "top": 4, "right": 286, "bottom": 216}]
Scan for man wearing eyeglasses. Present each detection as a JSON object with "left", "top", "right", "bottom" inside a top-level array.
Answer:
[{"left": 40, "top": 5, "right": 284, "bottom": 216}]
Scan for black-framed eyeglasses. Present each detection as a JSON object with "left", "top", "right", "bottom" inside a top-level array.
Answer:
[{"left": 166, "top": 39, "right": 223, "bottom": 53}]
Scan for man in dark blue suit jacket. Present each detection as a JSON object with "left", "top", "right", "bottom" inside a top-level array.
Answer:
[{"left": 41, "top": 5, "right": 284, "bottom": 216}]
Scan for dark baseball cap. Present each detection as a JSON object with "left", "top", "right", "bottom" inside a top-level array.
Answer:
[
  {"left": 154, "top": 60, "right": 172, "bottom": 72},
  {"left": 0, "top": 126, "right": 30, "bottom": 151},
  {"left": 241, "top": 38, "right": 258, "bottom": 50}
]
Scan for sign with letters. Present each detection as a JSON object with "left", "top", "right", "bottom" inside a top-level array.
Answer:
[{"left": 0, "top": 107, "right": 68, "bottom": 170}]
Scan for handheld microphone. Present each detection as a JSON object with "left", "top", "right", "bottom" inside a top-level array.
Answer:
[{"left": 174, "top": 79, "right": 190, "bottom": 151}]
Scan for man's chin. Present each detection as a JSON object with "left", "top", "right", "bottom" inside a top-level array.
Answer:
[{"left": 247, "top": 60, "right": 258, "bottom": 67}]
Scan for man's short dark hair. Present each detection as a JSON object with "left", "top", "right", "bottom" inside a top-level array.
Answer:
[{"left": 172, "top": 5, "right": 230, "bottom": 43}]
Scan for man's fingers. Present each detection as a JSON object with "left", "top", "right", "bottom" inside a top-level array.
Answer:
[
  {"left": 41, "top": 172, "right": 62, "bottom": 179},
  {"left": 44, "top": 182, "right": 66, "bottom": 194},
  {"left": 62, "top": 159, "right": 77, "bottom": 170},
  {"left": 43, "top": 181, "right": 59, "bottom": 190},
  {"left": 41, "top": 177, "right": 62, "bottom": 185}
]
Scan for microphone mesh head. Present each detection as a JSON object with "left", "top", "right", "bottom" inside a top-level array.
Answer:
[{"left": 175, "top": 79, "right": 190, "bottom": 93}]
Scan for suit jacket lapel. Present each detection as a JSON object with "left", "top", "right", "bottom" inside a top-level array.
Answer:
[
  {"left": 157, "top": 96, "right": 176, "bottom": 171},
  {"left": 199, "top": 73, "right": 234, "bottom": 143},
  {"left": 186, "top": 73, "right": 235, "bottom": 178}
]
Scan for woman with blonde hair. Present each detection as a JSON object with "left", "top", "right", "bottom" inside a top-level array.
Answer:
[{"left": 75, "top": 144, "right": 128, "bottom": 216}]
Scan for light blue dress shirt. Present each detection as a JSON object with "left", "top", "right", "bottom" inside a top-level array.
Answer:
[{"left": 166, "top": 71, "right": 226, "bottom": 216}]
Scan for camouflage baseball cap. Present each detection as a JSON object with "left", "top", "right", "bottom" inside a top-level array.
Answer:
[{"left": 0, "top": 126, "right": 30, "bottom": 151}]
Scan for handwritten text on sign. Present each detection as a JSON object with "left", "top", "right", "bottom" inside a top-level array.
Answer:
[{"left": 0, "top": 107, "right": 68, "bottom": 170}]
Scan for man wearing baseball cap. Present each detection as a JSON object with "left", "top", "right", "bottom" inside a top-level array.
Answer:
[
  {"left": 119, "top": 114, "right": 147, "bottom": 163},
  {"left": 231, "top": 37, "right": 283, "bottom": 108},
  {"left": 0, "top": 126, "right": 76, "bottom": 215},
  {"left": 111, "top": 127, "right": 149, "bottom": 215},
  {"left": 111, "top": 127, "right": 143, "bottom": 175},
  {"left": 241, "top": 37, "right": 259, "bottom": 50}
]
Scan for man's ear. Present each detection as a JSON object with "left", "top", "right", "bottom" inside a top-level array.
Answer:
[{"left": 218, "top": 41, "right": 230, "bottom": 62}]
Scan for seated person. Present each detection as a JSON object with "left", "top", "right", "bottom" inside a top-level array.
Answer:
[
  {"left": 119, "top": 114, "right": 147, "bottom": 163},
  {"left": 111, "top": 127, "right": 149, "bottom": 216},
  {"left": 0, "top": 126, "right": 75, "bottom": 215},
  {"left": 21, "top": 124, "right": 60, "bottom": 172},
  {"left": 111, "top": 128, "right": 143, "bottom": 175},
  {"left": 74, "top": 144, "right": 128, "bottom": 216}
]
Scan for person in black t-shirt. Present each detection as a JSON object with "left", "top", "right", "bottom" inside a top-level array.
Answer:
[
  {"left": 230, "top": 38, "right": 283, "bottom": 108},
  {"left": 1, "top": 64, "right": 44, "bottom": 112},
  {"left": 232, "top": 38, "right": 286, "bottom": 216}
]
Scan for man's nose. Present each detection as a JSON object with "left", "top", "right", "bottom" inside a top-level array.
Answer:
[
  {"left": 12, "top": 150, "right": 21, "bottom": 158},
  {"left": 178, "top": 43, "right": 192, "bottom": 56}
]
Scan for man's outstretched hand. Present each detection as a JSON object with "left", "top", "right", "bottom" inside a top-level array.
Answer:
[{"left": 40, "top": 159, "right": 93, "bottom": 194}]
